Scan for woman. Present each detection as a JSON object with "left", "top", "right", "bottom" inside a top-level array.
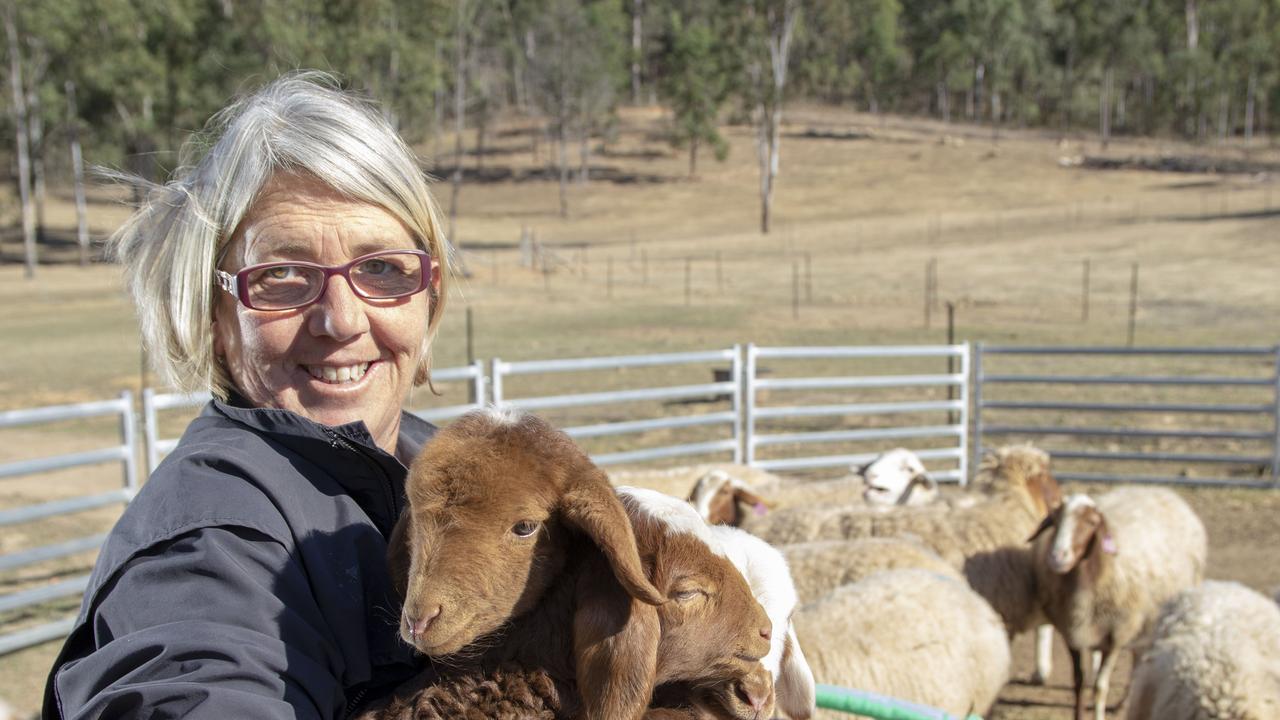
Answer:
[{"left": 43, "top": 73, "right": 451, "bottom": 720}]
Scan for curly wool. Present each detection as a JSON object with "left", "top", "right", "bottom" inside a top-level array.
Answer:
[{"left": 369, "top": 665, "right": 564, "bottom": 720}]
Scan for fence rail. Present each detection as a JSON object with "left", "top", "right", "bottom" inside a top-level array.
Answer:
[
  {"left": 4, "top": 343, "right": 1280, "bottom": 656},
  {"left": 974, "top": 344, "right": 1280, "bottom": 487}
]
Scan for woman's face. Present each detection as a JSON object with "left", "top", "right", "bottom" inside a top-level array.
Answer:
[{"left": 213, "top": 173, "right": 436, "bottom": 454}]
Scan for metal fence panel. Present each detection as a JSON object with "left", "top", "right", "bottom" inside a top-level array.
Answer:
[
  {"left": 492, "top": 347, "right": 742, "bottom": 466},
  {"left": 975, "top": 344, "right": 1280, "bottom": 487},
  {"left": 745, "top": 344, "right": 971, "bottom": 483}
]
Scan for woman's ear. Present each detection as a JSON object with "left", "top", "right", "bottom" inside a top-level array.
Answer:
[
  {"left": 561, "top": 468, "right": 664, "bottom": 606},
  {"left": 573, "top": 567, "right": 661, "bottom": 720},
  {"left": 775, "top": 627, "right": 816, "bottom": 720}
]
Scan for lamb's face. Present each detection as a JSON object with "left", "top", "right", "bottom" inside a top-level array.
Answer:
[
  {"left": 620, "top": 490, "right": 773, "bottom": 684},
  {"left": 393, "top": 410, "right": 662, "bottom": 657},
  {"left": 397, "top": 442, "right": 569, "bottom": 656},
  {"left": 693, "top": 662, "right": 776, "bottom": 720}
]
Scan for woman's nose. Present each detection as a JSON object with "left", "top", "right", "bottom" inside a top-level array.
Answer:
[{"left": 307, "top": 275, "right": 370, "bottom": 340}]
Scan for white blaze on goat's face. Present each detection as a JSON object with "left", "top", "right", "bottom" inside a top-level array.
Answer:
[
  {"left": 708, "top": 525, "right": 800, "bottom": 680},
  {"left": 688, "top": 470, "right": 735, "bottom": 521},
  {"left": 619, "top": 486, "right": 725, "bottom": 555},
  {"left": 1048, "top": 494, "right": 1101, "bottom": 574}
]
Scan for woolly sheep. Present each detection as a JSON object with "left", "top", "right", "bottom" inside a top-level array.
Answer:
[
  {"left": 608, "top": 463, "right": 784, "bottom": 500},
  {"left": 1126, "top": 580, "right": 1280, "bottom": 720},
  {"left": 687, "top": 449, "right": 938, "bottom": 526},
  {"left": 793, "top": 569, "right": 1012, "bottom": 719},
  {"left": 1031, "top": 488, "right": 1207, "bottom": 720},
  {"left": 369, "top": 409, "right": 772, "bottom": 720},
  {"left": 780, "top": 536, "right": 960, "bottom": 604}
]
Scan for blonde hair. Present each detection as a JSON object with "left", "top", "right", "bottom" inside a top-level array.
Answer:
[{"left": 112, "top": 72, "right": 451, "bottom": 400}]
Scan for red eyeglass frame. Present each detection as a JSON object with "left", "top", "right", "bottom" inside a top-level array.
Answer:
[{"left": 214, "top": 249, "right": 434, "bottom": 311}]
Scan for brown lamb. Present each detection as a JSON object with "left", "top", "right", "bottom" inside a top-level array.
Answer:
[{"left": 365, "top": 408, "right": 772, "bottom": 720}]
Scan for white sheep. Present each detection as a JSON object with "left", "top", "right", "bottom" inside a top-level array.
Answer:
[
  {"left": 1031, "top": 488, "right": 1207, "bottom": 720},
  {"left": 608, "top": 463, "right": 783, "bottom": 500},
  {"left": 1125, "top": 580, "right": 1280, "bottom": 720},
  {"left": 779, "top": 536, "right": 960, "bottom": 604},
  {"left": 685, "top": 449, "right": 938, "bottom": 526},
  {"left": 793, "top": 569, "right": 1012, "bottom": 719}
]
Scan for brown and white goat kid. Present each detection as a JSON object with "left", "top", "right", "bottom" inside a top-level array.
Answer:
[
  {"left": 385, "top": 409, "right": 772, "bottom": 720},
  {"left": 1030, "top": 490, "right": 1206, "bottom": 720}
]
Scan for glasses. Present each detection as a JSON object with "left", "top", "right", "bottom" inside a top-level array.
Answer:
[{"left": 215, "top": 249, "right": 433, "bottom": 311}]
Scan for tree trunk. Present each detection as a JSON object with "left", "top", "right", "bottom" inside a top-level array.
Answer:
[
  {"left": 1245, "top": 70, "right": 1257, "bottom": 143},
  {"left": 1217, "top": 89, "right": 1228, "bottom": 142},
  {"left": 29, "top": 80, "right": 45, "bottom": 244},
  {"left": 67, "top": 81, "right": 90, "bottom": 266},
  {"left": 688, "top": 137, "right": 699, "bottom": 179},
  {"left": 1100, "top": 65, "right": 1113, "bottom": 149},
  {"left": 630, "top": 0, "right": 643, "bottom": 105},
  {"left": 448, "top": 2, "right": 466, "bottom": 248},
  {"left": 754, "top": 0, "right": 798, "bottom": 236},
  {"left": 557, "top": 120, "right": 569, "bottom": 218},
  {"left": 578, "top": 126, "right": 590, "bottom": 186},
  {"left": 973, "top": 61, "right": 986, "bottom": 122},
  {"left": 4, "top": 6, "right": 35, "bottom": 278},
  {"left": 937, "top": 80, "right": 950, "bottom": 123}
]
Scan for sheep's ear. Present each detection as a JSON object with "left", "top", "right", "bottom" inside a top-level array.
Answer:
[
  {"left": 1095, "top": 517, "right": 1118, "bottom": 555},
  {"left": 1027, "top": 513, "right": 1056, "bottom": 544},
  {"left": 573, "top": 569, "right": 661, "bottom": 720},
  {"left": 1027, "top": 470, "right": 1064, "bottom": 516},
  {"left": 562, "top": 470, "right": 665, "bottom": 606},
  {"left": 386, "top": 512, "right": 411, "bottom": 601},
  {"left": 775, "top": 627, "right": 816, "bottom": 720}
]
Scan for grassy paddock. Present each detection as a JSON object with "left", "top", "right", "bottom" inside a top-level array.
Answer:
[{"left": 2, "top": 107, "right": 1279, "bottom": 715}]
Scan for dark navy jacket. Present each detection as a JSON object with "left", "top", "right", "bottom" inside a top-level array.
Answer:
[{"left": 42, "top": 399, "right": 434, "bottom": 720}]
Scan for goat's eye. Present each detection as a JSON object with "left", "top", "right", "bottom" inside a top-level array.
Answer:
[
  {"left": 511, "top": 520, "right": 540, "bottom": 538},
  {"left": 671, "top": 587, "right": 705, "bottom": 603}
]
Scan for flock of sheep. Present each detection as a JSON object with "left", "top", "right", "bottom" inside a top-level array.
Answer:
[{"left": 366, "top": 407, "right": 1279, "bottom": 720}]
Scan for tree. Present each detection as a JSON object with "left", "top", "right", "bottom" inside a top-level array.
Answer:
[
  {"left": 657, "top": 9, "right": 734, "bottom": 177},
  {"left": 738, "top": 0, "right": 800, "bottom": 235}
]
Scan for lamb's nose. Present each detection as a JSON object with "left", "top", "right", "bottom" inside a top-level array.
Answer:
[
  {"left": 736, "top": 681, "right": 768, "bottom": 711},
  {"left": 409, "top": 605, "right": 442, "bottom": 638},
  {"left": 759, "top": 624, "right": 771, "bottom": 641}
]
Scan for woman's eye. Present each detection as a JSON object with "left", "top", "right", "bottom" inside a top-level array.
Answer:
[
  {"left": 360, "top": 259, "right": 390, "bottom": 275},
  {"left": 265, "top": 266, "right": 297, "bottom": 280},
  {"left": 511, "top": 520, "right": 540, "bottom": 538}
]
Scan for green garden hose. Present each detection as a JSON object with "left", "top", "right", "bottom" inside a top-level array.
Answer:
[{"left": 815, "top": 683, "right": 984, "bottom": 720}]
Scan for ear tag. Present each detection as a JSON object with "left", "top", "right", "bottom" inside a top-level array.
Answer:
[
  {"left": 1101, "top": 536, "right": 1117, "bottom": 554},
  {"left": 753, "top": 502, "right": 769, "bottom": 517}
]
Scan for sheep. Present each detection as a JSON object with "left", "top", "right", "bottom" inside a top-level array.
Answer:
[
  {"left": 368, "top": 408, "right": 773, "bottom": 720},
  {"left": 687, "top": 449, "right": 938, "bottom": 526},
  {"left": 1125, "top": 580, "right": 1280, "bottom": 720},
  {"left": 793, "top": 569, "right": 1012, "bottom": 719},
  {"left": 1030, "top": 488, "right": 1208, "bottom": 720},
  {"left": 608, "top": 463, "right": 784, "bottom": 500},
  {"left": 778, "top": 536, "right": 960, "bottom": 604}
]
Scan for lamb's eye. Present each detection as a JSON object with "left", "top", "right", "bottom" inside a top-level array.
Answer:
[
  {"left": 672, "top": 588, "right": 704, "bottom": 603},
  {"left": 511, "top": 520, "right": 540, "bottom": 538}
]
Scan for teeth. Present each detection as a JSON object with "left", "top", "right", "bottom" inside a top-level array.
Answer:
[{"left": 307, "top": 362, "right": 371, "bottom": 384}]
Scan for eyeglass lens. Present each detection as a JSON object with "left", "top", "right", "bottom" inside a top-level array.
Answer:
[{"left": 245, "top": 252, "right": 426, "bottom": 310}]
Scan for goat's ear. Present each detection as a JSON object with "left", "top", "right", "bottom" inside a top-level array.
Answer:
[
  {"left": 1028, "top": 470, "right": 1064, "bottom": 516},
  {"left": 386, "top": 512, "right": 411, "bottom": 601},
  {"left": 562, "top": 469, "right": 665, "bottom": 606},
  {"left": 574, "top": 571, "right": 661, "bottom": 720},
  {"left": 775, "top": 627, "right": 816, "bottom": 720},
  {"left": 1027, "top": 513, "right": 1057, "bottom": 544},
  {"left": 734, "top": 486, "right": 776, "bottom": 513},
  {"left": 1095, "top": 516, "right": 1118, "bottom": 555}
]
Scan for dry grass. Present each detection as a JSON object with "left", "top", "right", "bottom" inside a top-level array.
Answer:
[{"left": 2, "top": 105, "right": 1278, "bottom": 716}]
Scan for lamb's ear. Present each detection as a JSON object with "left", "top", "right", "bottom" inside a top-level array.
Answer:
[
  {"left": 775, "top": 627, "right": 816, "bottom": 720},
  {"left": 1027, "top": 513, "right": 1057, "bottom": 544},
  {"left": 573, "top": 567, "right": 661, "bottom": 720},
  {"left": 386, "top": 512, "right": 411, "bottom": 601},
  {"left": 733, "top": 486, "right": 776, "bottom": 514},
  {"left": 562, "top": 470, "right": 665, "bottom": 606},
  {"left": 1095, "top": 517, "right": 1118, "bottom": 555}
]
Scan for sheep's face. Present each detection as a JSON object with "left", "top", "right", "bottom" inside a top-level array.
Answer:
[
  {"left": 621, "top": 494, "right": 773, "bottom": 685},
  {"left": 688, "top": 471, "right": 773, "bottom": 526},
  {"left": 392, "top": 410, "right": 662, "bottom": 657},
  {"left": 1030, "top": 494, "right": 1116, "bottom": 574},
  {"left": 858, "top": 449, "right": 936, "bottom": 506}
]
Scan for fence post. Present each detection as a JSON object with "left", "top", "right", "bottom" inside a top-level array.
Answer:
[
  {"left": 971, "top": 343, "right": 984, "bottom": 476},
  {"left": 1081, "top": 259, "right": 1091, "bottom": 322},
  {"left": 1127, "top": 262, "right": 1139, "bottom": 347},
  {"left": 685, "top": 257, "right": 692, "bottom": 306},
  {"left": 947, "top": 303, "right": 957, "bottom": 425},
  {"left": 491, "top": 357, "right": 505, "bottom": 405},
  {"left": 120, "top": 390, "right": 139, "bottom": 497},
  {"left": 792, "top": 261, "right": 800, "bottom": 319},
  {"left": 959, "top": 342, "right": 971, "bottom": 486},
  {"left": 731, "top": 344, "right": 744, "bottom": 464},
  {"left": 1272, "top": 346, "right": 1280, "bottom": 486},
  {"left": 743, "top": 344, "right": 757, "bottom": 465},
  {"left": 465, "top": 307, "right": 475, "bottom": 365},
  {"left": 471, "top": 359, "right": 488, "bottom": 407}
]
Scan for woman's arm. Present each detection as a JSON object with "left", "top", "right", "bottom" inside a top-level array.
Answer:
[{"left": 49, "top": 525, "right": 348, "bottom": 720}]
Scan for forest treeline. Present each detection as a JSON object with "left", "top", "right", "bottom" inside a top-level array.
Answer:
[{"left": 1, "top": 0, "right": 1276, "bottom": 270}]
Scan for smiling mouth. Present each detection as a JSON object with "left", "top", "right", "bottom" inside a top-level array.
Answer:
[{"left": 303, "top": 361, "right": 372, "bottom": 384}]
